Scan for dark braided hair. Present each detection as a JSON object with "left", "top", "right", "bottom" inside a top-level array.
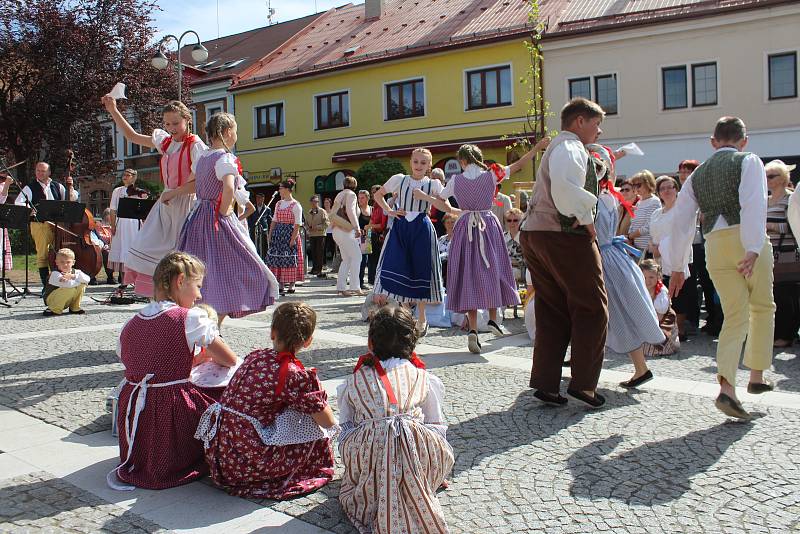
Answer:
[
  {"left": 272, "top": 301, "right": 317, "bottom": 352},
  {"left": 368, "top": 305, "right": 420, "bottom": 361}
]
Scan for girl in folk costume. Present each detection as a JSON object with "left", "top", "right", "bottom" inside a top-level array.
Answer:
[
  {"left": 586, "top": 145, "right": 664, "bottom": 388},
  {"left": 267, "top": 179, "right": 305, "bottom": 295},
  {"left": 108, "top": 169, "right": 147, "bottom": 285},
  {"left": 1, "top": 174, "right": 12, "bottom": 272},
  {"left": 177, "top": 113, "right": 278, "bottom": 322},
  {"left": 101, "top": 96, "right": 206, "bottom": 297},
  {"left": 417, "top": 141, "right": 549, "bottom": 354},
  {"left": 640, "top": 259, "right": 680, "bottom": 358},
  {"left": 197, "top": 302, "right": 338, "bottom": 499},
  {"left": 109, "top": 252, "right": 238, "bottom": 490},
  {"left": 337, "top": 306, "right": 453, "bottom": 534},
  {"left": 372, "top": 148, "right": 443, "bottom": 335}
]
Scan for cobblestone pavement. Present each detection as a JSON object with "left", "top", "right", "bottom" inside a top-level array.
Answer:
[
  {"left": 0, "top": 471, "right": 170, "bottom": 533},
  {"left": 1, "top": 279, "right": 799, "bottom": 533}
]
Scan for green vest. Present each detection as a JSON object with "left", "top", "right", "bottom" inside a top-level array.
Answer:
[
  {"left": 558, "top": 155, "right": 598, "bottom": 235},
  {"left": 691, "top": 151, "right": 747, "bottom": 235}
]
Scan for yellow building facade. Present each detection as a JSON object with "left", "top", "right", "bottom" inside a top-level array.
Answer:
[{"left": 233, "top": 39, "right": 539, "bottom": 203}]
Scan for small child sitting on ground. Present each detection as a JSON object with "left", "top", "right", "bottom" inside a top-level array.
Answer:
[
  {"left": 640, "top": 259, "right": 680, "bottom": 357},
  {"left": 43, "top": 248, "right": 90, "bottom": 316},
  {"left": 337, "top": 305, "right": 454, "bottom": 533},
  {"left": 197, "top": 301, "right": 338, "bottom": 499}
]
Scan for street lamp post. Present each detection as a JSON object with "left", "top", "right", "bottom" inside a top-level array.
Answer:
[{"left": 151, "top": 30, "right": 209, "bottom": 102}]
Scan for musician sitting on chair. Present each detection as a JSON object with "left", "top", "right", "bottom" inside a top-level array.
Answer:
[
  {"left": 43, "top": 248, "right": 89, "bottom": 316},
  {"left": 14, "top": 162, "right": 78, "bottom": 288}
]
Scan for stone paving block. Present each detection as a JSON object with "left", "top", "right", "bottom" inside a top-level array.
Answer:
[{"left": 0, "top": 471, "right": 170, "bottom": 533}]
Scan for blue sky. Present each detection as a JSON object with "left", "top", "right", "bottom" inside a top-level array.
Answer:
[{"left": 152, "top": 0, "right": 361, "bottom": 43}]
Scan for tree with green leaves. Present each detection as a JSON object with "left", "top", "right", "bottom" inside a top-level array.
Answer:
[
  {"left": 0, "top": 0, "right": 182, "bottom": 181},
  {"left": 355, "top": 158, "right": 406, "bottom": 190}
]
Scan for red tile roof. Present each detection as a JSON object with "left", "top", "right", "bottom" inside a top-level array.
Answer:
[
  {"left": 232, "top": 0, "right": 796, "bottom": 90},
  {"left": 178, "top": 13, "right": 322, "bottom": 87},
  {"left": 232, "top": 0, "right": 561, "bottom": 89}
]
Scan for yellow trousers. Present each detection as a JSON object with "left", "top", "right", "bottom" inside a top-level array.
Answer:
[
  {"left": 46, "top": 285, "right": 86, "bottom": 314},
  {"left": 705, "top": 227, "right": 775, "bottom": 387},
  {"left": 30, "top": 222, "right": 54, "bottom": 268}
]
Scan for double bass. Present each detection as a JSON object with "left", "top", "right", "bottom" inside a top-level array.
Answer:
[{"left": 48, "top": 150, "right": 103, "bottom": 278}]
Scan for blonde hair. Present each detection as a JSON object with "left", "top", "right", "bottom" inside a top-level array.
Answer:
[
  {"left": 123, "top": 168, "right": 138, "bottom": 177},
  {"left": 272, "top": 302, "right": 317, "bottom": 352},
  {"left": 630, "top": 170, "right": 656, "bottom": 194},
  {"left": 162, "top": 101, "right": 193, "bottom": 133},
  {"left": 456, "top": 144, "right": 488, "bottom": 170},
  {"left": 195, "top": 303, "right": 218, "bottom": 324},
  {"left": 505, "top": 207, "right": 524, "bottom": 220},
  {"left": 411, "top": 147, "right": 433, "bottom": 176},
  {"left": 430, "top": 168, "right": 445, "bottom": 182},
  {"left": 639, "top": 258, "right": 662, "bottom": 277},
  {"left": 206, "top": 112, "right": 237, "bottom": 152},
  {"left": 56, "top": 248, "right": 75, "bottom": 261},
  {"left": 152, "top": 252, "right": 205, "bottom": 301},
  {"left": 765, "top": 159, "right": 794, "bottom": 189}
]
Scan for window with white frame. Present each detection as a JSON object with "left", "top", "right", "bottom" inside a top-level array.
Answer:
[
  {"left": 567, "top": 74, "right": 617, "bottom": 115},
  {"left": 128, "top": 122, "right": 141, "bottom": 156},
  {"left": 206, "top": 104, "right": 223, "bottom": 117},
  {"left": 768, "top": 52, "right": 797, "bottom": 100},
  {"left": 466, "top": 65, "right": 512, "bottom": 110},
  {"left": 662, "top": 61, "right": 718, "bottom": 110},
  {"left": 315, "top": 91, "right": 349, "bottom": 129},
  {"left": 386, "top": 78, "right": 424, "bottom": 120},
  {"left": 255, "top": 103, "right": 284, "bottom": 138}
]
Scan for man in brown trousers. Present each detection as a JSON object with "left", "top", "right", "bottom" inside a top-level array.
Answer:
[{"left": 520, "top": 98, "right": 608, "bottom": 407}]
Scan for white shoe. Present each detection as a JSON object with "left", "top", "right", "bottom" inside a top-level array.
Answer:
[
  {"left": 467, "top": 331, "right": 481, "bottom": 354},
  {"left": 487, "top": 320, "right": 508, "bottom": 337}
]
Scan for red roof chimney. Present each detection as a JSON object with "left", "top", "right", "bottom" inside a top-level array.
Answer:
[{"left": 366, "top": 0, "right": 384, "bottom": 20}]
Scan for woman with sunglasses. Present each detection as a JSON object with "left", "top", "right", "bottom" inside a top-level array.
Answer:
[
  {"left": 766, "top": 159, "right": 799, "bottom": 348},
  {"left": 627, "top": 170, "right": 661, "bottom": 256},
  {"left": 652, "top": 175, "right": 697, "bottom": 341},
  {"left": 503, "top": 208, "right": 525, "bottom": 283},
  {"left": 616, "top": 180, "right": 638, "bottom": 238}
]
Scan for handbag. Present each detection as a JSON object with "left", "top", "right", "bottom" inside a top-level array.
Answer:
[
  {"left": 773, "top": 233, "right": 800, "bottom": 283},
  {"left": 330, "top": 199, "right": 354, "bottom": 231}
]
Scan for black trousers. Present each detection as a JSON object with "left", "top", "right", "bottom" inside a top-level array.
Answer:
[
  {"left": 367, "top": 237, "right": 383, "bottom": 284},
  {"left": 309, "top": 236, "right": 325, "bottom": 274},
  {"left": 693, "top": 242, "right": 723, "bottom": 327},
  {"left": 774, "top": 282, "right": 800, "bottom": 341}
]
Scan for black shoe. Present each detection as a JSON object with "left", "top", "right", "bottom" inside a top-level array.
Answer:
[
  {"left": 747, "top": 380, "right": 774, "bottom": 394},
  {"left": 317, "top": 273, "right": 328, "bottom": 279},
  {"left": 714, "top": 393, "right": 752, "bottom": 420},
  {"left": 533, "top": 390, "right": 568, "bottom": 405},
  {"left": 562, "top": 359, "right": 571, "bottom": 367},
  {"left": 619, "top": 370, "right": 654, "bottom": 389},
  {"left": 487, "top": 319, "right": 508, "bottom": 336},
  {"left": 566, "top": 389, "right": 606, "bottom": 408},
  {"left": 679, "top": 334, "right": 689, "bottom": 343},
  {"left": 38, "top": 267, "right": 50, "bottom": 287},
  {"left": 43, "top": 309, "right": 56, "bottom": 316},
  {"left": 89, "top": 278, "right": 98, "bottom": 286},
  {"left": 68, "top": 309, "right": 85, "bottom": 315}
]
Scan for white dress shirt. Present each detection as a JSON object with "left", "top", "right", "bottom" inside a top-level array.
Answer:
[
  {"left": 48, "top": 269, "right": 90, "bottom": 288},
  {"left": 15, "top": 179, "right": 78, "bottom": 205},
  {"left": 548, "top": 132, "right": 597, "bottom": 226},
  {"left": 667, "top": 148, "right": 767, "bottom": 272}
]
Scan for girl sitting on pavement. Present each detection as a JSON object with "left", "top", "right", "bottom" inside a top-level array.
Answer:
[
  {"left": 337, "top": 305, "right": 454, "bottom": 534},
  {"left": 109, "top": 252, "right": 238, "bottom": 490},
  {"left": 197, "top": 301, "right": 338, "bottom": 499},
  {"left": 640, "top": 259, "right": 680, "bottom": 357}
]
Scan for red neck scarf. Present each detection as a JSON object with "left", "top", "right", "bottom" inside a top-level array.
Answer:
[
  {"left": 352, "top": 352, "right": 425, "bottom": 405},
  {"left": 654, "top": 280, "right": 664, "bottom": 300},
  {"left": 274, "top": 351, "right": 306, "bottom": 397},
  {"left": 159, "top": 134, "right": 197, "bottom": 187},
  {"left": 599, "top": 177, "right": 635, "bottom": 219}
]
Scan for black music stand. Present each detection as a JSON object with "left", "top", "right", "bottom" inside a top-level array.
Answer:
[
  {"left": 35, "top": 200, "right": 85, "bottom": 225},
  {"left": 117, "top": 198, "right": 156, "bottom": 220},
  {"left": 0, "top": 204, "right": 32, "bottom": 307}
]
